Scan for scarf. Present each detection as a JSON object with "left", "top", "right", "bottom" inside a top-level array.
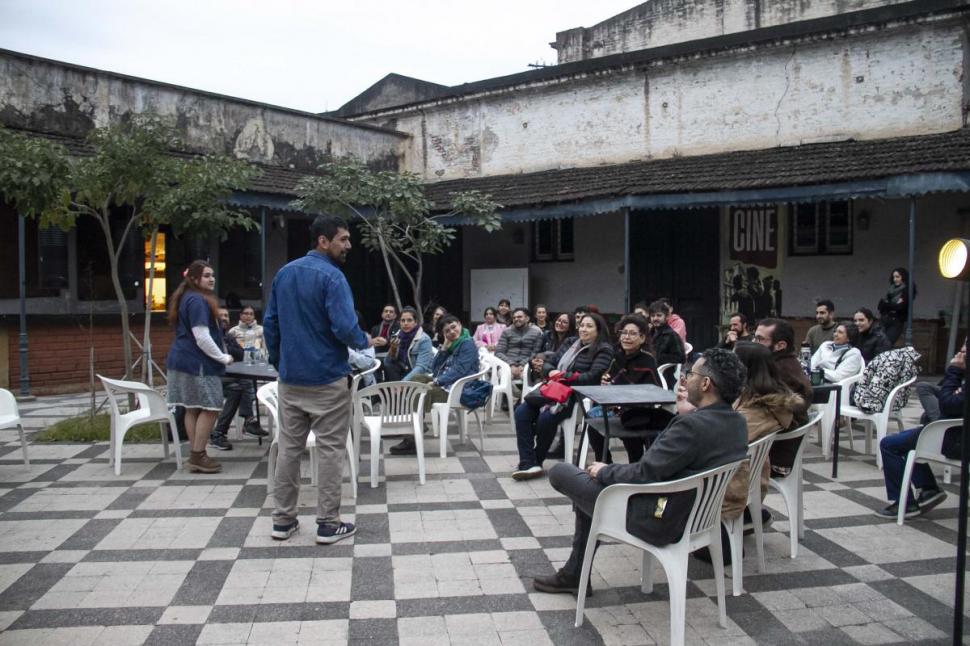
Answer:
[
  {"left": 396, "top": 327, "right": 418, "bottom": 364},
  {"left": 556, "top": 339, "right": 588, "bottom": 373},
  {"left": 445, "top": 328, "right": 471, "bottom": 353}
]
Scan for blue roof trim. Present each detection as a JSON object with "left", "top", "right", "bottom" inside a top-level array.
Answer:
[{"left": 436, "top": 172, "right": 970, "bottom": 224}]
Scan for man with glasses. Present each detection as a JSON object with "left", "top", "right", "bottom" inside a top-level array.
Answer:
[
  {"left": 495, "top": 307, "right": 543, "bottom": 380},
  {"left": 532, "top": 348, "right": 748, "bottom": 596}
]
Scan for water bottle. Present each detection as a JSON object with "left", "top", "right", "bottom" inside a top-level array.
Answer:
[
  {"left": 799, "top": 343, "right": 811, "bottom": 377},
  {"left": 244, "top": 329, "right": 255, "bottom": 365}
]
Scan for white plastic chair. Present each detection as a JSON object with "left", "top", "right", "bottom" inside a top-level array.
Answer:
[
  {"left": 258, "top": 381, "right": 359, "bottom": 500},
  {"left": 897, "top": 418, "right": 962, "bottom": 525},
  {"left": 350, "top": 363, "right": 381, "bottom": 462},
  {"left": 575, "top": 459, "right": 745, "bottom": 646},
  {"left": 354, "top": 381, "right": 430, "bottom": 488},
  {"left": 768, "top": 410, "right": 823, "bottom": 558},
  {"left": 431, "top": 369, "right": 489, "bottom": 458},
  {"left": 97, "top": 375, "right": 182, "bottom": 476},
  {"left": 488, "top": 355, "right": 516, "bottom": 417},
  {"left": 520, "top": 367, "right": 540, "bottom": 403},
  {"left": 722, "top": 432, "right": 778, "bottom": 596},
  {"left": 840, "top": 375, "right": 916, "bottom": 468},
  {"left": 657, "top": 363, "right": 683, "bottom": 390},
  {"left": 0, "top": 388, "right": 29, "bottom": 466},
  {"left": 815, "top": 361, "right": 866, "bottom": 458}
]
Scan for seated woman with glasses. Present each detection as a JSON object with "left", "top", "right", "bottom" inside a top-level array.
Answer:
[
  {"left": 586, "top": 314, "right": 663, "bottom": 464},
  {"left": 810, "top": 322, "right": 863, "bottom": 383},
  {"left": 512, "top": 313, "right": 613, "bottom": 481}
]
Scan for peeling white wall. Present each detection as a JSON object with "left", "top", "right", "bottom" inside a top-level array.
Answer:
[
  {"left": 370, "top": 20, "right": 965, "bottom": 181},
  {"left": 553, "top": 0, "right": 909, "bottom": 63},
  {"left": 0, "top": 52, "right": 406, "bottom": 171}
]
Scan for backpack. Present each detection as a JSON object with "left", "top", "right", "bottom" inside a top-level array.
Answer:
[
  {"left": 459, "top": 379, "right": 493, "bottom": 410},
  {"left": 851, "top": 346, "right": 920, "bottom": 413}
]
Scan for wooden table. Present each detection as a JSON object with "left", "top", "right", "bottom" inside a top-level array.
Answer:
[{"left": 571, "top": 384, "right": 677, "bottom": 464}]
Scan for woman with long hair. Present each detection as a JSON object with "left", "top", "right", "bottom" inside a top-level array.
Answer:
[
  {"left": 723, "top": 342, "right": 801, "bottom": 519},
  {"left": 383, "top": 307, "right": 434, "bottom": 382},
  {"left": 512, "top": 313, "right": 613, "bottom": 480},
  {"left": 424, "top": 304, "right": 448, "bottom": 348},
  {"left": 853, "top": 307, "right": 892, "bottom": 363},
  {"left": 878, "top": 267, "right": 915, "bottom": 345},
  {"left": 538, "top": 312, "right": 574, "bottom": 354},
  {"left": 166, "top": 260, "right": 234, "bottom": 474}
]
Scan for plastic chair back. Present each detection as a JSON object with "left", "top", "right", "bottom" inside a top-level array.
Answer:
[{"left": 355, "top": 381, "right": 430, "bottom": 428}]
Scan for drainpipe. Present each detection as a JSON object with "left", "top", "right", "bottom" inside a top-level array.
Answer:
[{"left": 906, "top": 198, "right": 915, "bottom": 346}]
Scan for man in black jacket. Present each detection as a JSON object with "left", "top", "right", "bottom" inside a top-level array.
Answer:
[
  {"left": 647, "top": 300, "right": 686, "bottom": 386},
  {"left": 533, "top": 348, "right": 748, "bottom": 595}
]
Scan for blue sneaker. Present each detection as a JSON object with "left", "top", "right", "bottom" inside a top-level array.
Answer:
[
  {"left": 316, "top": 521, "right": 356, "bottom": 544},
  {"left": 271, "top": 519, "right": 299, "bottom": 540}
]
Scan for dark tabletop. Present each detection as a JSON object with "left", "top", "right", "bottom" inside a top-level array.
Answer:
[
  {"left": 224, "top": 363, "right": 278, "bottom": 381},
  {"left": 572, "top": 384, "right": 676, "bottom": 406}
]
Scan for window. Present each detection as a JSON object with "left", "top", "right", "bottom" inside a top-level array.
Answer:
[
  {"left": 532, "top": 219, "right": 574, "bottom": 261},
  {"left": 788, "top": 201, "right": 853, "bottom": 255}
]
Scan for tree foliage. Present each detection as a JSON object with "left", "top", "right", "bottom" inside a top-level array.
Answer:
[
  {"left": 0, "top": 117, "right": 259, "bottom": 381},
  {"left": 292, "top": 157, "right": 501, "bottom": 313}
]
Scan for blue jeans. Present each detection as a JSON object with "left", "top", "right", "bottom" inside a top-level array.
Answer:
[
  {"left": 514, "top": 400, "right": 571, "bottom": 470},
  {"left": 880, "top": 427, "right": 939, "bottom": 502}
]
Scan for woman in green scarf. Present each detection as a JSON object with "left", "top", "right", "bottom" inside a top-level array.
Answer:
[{"left": 390, "top": 315, "right": 481, "bottom": 455}]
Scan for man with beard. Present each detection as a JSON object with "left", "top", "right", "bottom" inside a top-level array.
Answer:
[{"left": 264, "top": 214, "right": 375, "bottom": 545}]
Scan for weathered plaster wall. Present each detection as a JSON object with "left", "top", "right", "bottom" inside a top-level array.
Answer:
[
  {"left": 462, "top": 212, "right": 627, "bottom": 317},
  {"left": 369, "top": 20, "right": 964, "bottom": 181},
  {"left": 0, "top": 50, "right": 407, "bottom": 172},
  {"left": 553, "top": 0, "right": 909, "bottom": 63}
]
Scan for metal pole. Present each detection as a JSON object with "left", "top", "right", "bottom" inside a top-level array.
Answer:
[
  {"left": 623, "top": 208, "right": 631, "bottom": 313},
  {"left": 17, "top": 214, "right": 31, "bottom": 398},
  {"left": 906, "top": 198, "right": 916, "bottom": 346},
  {"left": 260, "top": 207, "right": 267, "bottom": 311},
  {"left": 955, "top": 349, "right": 969, "bottom": 644}
]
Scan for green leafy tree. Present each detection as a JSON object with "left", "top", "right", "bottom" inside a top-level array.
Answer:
[
  {"left": 0, "top": 118, "right": 258, "bottom": 382},
  {"left": 292, "top": 158, "right": 501, "bottom": 314}
]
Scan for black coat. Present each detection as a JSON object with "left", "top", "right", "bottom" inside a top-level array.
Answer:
[
  {"left": 597, "top": 402, "right": 748, "bottom": 544},
  {"left": 370, "top": 321, "right": 399, "bottom": 340},
  {"left": 651, "top": 324, "right": 686, "bottom": 365},
  {"left": 607, "top": 346, "right": 660, "bottom": 387},
  {"left": 857, "top": 326, "right": 892, "bottom": 363},
  {"left": 542, "top": 338, "right": 614, "bottom": 386}
]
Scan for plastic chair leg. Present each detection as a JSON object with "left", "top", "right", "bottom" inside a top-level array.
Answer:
[
  {"left": 574, "top": 531, "right": 599, "bottom": 628},
  {"left": 665, "top": 551, "right": 690, "bottom": 645},
  {"left": 414, "top": 420, "right": 426, "bottom": 486},
  {"left": 437, "top": 407, "right": 449, "bottom": 459},
  {"left": 345, "top": 435, "right": 357, "bottom": 499},
  {"left": 726, "top": 519, "right": 744, "bottom": 596},
  {"left": 641, "top": 550, "right": 655, "bottom": 594},
  {"left": 267, "top": 443, "right": 278, "bottom": 496},
  {"left": 159, "top": 422, "right": 169, "bottom": 459},
  {"left": 370, "top": 427, "right": 381, "bottom": 489},
  {"left": 472, "top": 410, "right": 485, "bottom": 454},
  {"left": 708, "top": 529, "right": 728, "bottom": 630},
  {"left": 166, "top": 415, "right": 182, "bottom": 471},
  {"left": 578, "top": 432, "right": 590, "bottom": 469},
  {"left": 114, "top": 427, "right": 126, "bottom": 476},
  {"left": 750, "top": 498, "right": 766, "bottom": 573},
  {"left": 897, "top": 451, "right": 917, "bottom": 526}
]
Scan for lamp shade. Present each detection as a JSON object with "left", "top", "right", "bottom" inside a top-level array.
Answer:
[{"left": 939, "top": 238, "right": 970, "bottom": 280}]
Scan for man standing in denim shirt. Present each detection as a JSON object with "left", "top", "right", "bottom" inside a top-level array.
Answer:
[{"left": 264, "top": 214, "right": 374, "bottom": 544}]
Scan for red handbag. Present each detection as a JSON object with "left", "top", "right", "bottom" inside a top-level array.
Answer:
[{"left": 539, "top": 373, "right": 575, "bottom": 404}]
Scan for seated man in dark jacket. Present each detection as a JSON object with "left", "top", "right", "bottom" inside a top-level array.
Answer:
[
  {"left": 647, "top": 300, "right": 686, "bottom": 387},
  {"left": 876, "top": 343, "right": 965, "bottom": 519},
  {"left": 533, "top": 348, "right": 748, "bottom": 595}
]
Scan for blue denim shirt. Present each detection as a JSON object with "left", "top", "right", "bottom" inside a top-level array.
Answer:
[{"left": 263, "top": 251, "right": 369, "bottom": 386}]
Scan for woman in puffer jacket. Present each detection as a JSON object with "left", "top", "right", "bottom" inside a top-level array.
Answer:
[{"left": 722, "top": 342, "right": 802, "bottom": 519}]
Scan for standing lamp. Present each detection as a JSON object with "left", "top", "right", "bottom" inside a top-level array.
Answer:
[{"left": 938, "top": 237, "right": 970, "bottom": 645}]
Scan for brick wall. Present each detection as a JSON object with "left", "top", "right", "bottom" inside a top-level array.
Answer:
[{"left": 5, "top": 320, "right": 174, "bottom": 394}]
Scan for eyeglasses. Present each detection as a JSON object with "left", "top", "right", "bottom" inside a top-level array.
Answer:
[
  {"left": 681, "top": 367, "right": 716, "bottom": 387},
  {"left": 619, "top": 330, "right": 641, "bottom": 338}
]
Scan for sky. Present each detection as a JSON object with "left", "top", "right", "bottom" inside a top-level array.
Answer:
[{"left": 0, "top": 0, "right": 640, "bottom": 113}]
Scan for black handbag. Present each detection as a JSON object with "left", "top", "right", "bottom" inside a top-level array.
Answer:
[{"left": 626, "top": 490, "right": 696, "bottom": 546}]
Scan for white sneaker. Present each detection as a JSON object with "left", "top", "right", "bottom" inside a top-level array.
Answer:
[{"left": 512, "top": 465, "right": 544, "bottom": 481}]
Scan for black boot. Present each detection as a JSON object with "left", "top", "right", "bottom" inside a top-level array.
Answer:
[{"left": 389, "top": 437, "right": 417, "bottom": 455}]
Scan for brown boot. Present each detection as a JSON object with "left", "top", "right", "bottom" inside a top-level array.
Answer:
[{"left": 188, "top": 450, "right": 221, "bottom": 474}]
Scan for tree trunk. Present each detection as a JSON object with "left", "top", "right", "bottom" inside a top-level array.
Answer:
[
  {"left": 142, "top": 227, "right": 158, "bottom": 386},
  {"left": 376, "top": 233, "right": 403, "bottom": 311},
  {"left": 100, "top": 213, "right": 134, "bottom": 382}
]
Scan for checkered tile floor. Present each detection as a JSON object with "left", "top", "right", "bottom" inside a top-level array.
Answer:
[{"left": 0, "top": 391, "right": 965, "bottom": 645}]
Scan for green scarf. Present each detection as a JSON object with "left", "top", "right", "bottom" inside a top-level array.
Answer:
[{"left": 445, "top": 328, "right": 471, "bottom": 353}]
